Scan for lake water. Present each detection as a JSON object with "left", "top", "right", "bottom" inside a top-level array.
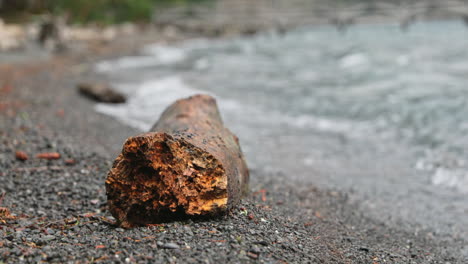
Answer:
[{"left": 95, "top": 20, "right": 468, "bottom": 239}]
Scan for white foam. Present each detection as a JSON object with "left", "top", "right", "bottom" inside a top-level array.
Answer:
[
  {"left": 95, "top": 45, "right": 186, "bottom": 72},
  {"left": 194, "top": 58, "right": 210, "bottom": 70},
  {"left": 396, "top": 55, "right": 410, "bottom": 66},
  {"left": 281, "top": 114, "right": 371, "bottom": 137},
  {"left": 95, "top": 56, "right": 168, "bottom": 72},
  {"left": 95, "top": 75, "right": 372, "bottom": 142},
  {"left": 95, "top": 76, "right": 205, "bottom": 131},
  {"left": 415, "top": 159, "right": 434, "bottom": 171},
  {"left": 340, "top": 53, "right": 369, "bottom": 68},
  {"left": 95, "top": 76, "right": 249, "bottom": 132},
  {"left": 432, "top": 168, "right": 468, "bottom": 193},
  {"left": 142, "top": 45, "right": 186, "bottom": 63}
]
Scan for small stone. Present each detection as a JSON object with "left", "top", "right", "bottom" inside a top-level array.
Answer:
[
  {"left": 183, "top": 226, "right": 194, "bottom": 236},
  {"left": 36, "top": 152, "right": 61, "bottom": 160},
  {"left": 18, "top": 219, "right": 33, "bottom": 227},
  {"left": 247, "top": 252, "right": 259, "bottom": 259},
  {"left": 15, "top": 151, "right": 28, "bottom": 161},
  {"left": 43, "top": 235, "right": 55, "bottom": 241},
  {"left": 255, "top": 240, "right": 268, "bottom": 246},
  {"left": 64, "top": 159, "right": 76, "bottom": 165},
  {"left": 161, "top": 242, "right": 180, "bottom": 249},
  {"left": 250, "top": 245, "right": 261, "bottom": 254},
  {"left": 359, "top": 247, "right": 370, "bottom": 252},
  {"left": 65, "top": 218, "right": 77, "bottom": 225}
]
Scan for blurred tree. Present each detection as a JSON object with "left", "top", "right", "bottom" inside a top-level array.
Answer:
[{"left": 0, "top": 0, "right": 209, "bottom": 24}]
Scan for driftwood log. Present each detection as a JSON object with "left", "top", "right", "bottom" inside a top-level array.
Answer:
[
  {"left": 106, "top": 94, "right": 249, "bottom": 227},
  {"left": 77, "top": 82, "right": 126, "bottom": 103}
]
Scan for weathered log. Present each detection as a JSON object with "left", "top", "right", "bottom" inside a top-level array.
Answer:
[
  {"left": 77, "top": 82, "right": 126, "bottom": 103},
  {"left": 106, "top": 94, "right": 249, "bottom": 227}
]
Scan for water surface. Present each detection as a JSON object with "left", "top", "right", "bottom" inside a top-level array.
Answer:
[{"left": 96, "top": 20, "right": 468, "bottom": 239}]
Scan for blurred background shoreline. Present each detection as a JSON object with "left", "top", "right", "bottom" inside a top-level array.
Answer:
[{"left": 2, "top": 0, "right": 468, "bottom": 62}]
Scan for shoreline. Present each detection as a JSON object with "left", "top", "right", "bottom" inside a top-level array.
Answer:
[
  {"left": 2, "top": 0, "right": 468, "bottom": 63},
  {"left": 1, "top": 98, "right": 464, "bottom": 262},
  {"left": 1, "top": 6, "right": 467, "bottom": 263}
]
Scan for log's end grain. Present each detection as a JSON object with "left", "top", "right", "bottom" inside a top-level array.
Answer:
[
  {"left": 106, "top": 132, "right": 230, "bottom": 228},
  {"left": 106, "top": 94, "right": 249, "bottom": 228}
]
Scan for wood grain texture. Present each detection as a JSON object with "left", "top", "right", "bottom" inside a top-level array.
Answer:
[{"left": 106, "top": 94, "right": 249, "bottom": 227}]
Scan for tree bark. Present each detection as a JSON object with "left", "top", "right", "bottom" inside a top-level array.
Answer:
[{"left": 106, "top": 94, "right": 249, "bottom": 227}]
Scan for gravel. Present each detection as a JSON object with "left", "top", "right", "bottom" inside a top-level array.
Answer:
[
  {"left": 1, "top": 114, "right": 464, "bottom": 263},
  {"left": 160, "top": 243, "right": 180, "bottom": 250},
  {"left": 0, "top": 39, "right": 466, "bottom": 264}
]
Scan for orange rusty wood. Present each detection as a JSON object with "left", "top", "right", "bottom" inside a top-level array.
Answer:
[{"left": 106, "top": 94, "right": 249, "bottom": 227}]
